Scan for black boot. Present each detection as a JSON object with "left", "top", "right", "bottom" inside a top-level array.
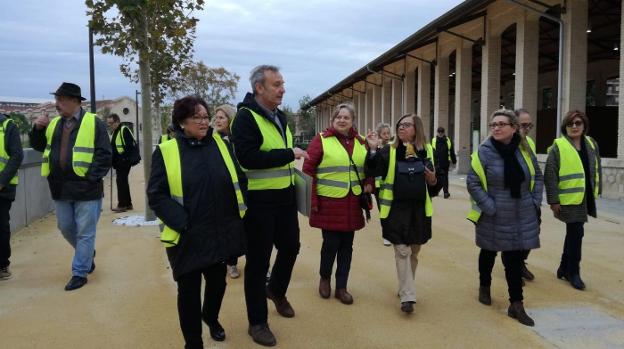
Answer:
[
  {"left": 556, "top": 265, "right": 569, "bottom": 280},
  {"left": 507, "top": 301, "right": 535, "bottom": 327},
  {"left": 521, "top": 263, "right": 535, "bottom": 281},
  {"left": 568, "top": 274, "right": 586, "bottom": 290},
  {"left": 478, "top": 286, "right": 491, "bottom": 306}
]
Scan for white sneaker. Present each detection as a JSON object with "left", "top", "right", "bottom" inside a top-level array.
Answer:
[
  {"left": 383, "top": 239, "right": 391, "bottom": 247},
  {"left": 227, "top": 265, "right": 240, "bottom": 279}
]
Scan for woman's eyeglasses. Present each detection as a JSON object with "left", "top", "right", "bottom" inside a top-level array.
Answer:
[
  {"left": 191, "top": 114, "right": 210, "bottom": 124},
  {"left": 566, "top": 120, "right": 583, "bottom": 128},
  {"left": 520, "top": 123, "right": 533, "bottom": 130},
  {"left": 488, "top": 122, "right": 511, "bottom": 129},
  {"left": 398, "top": 122, "right": 414, "bottom": 129}
]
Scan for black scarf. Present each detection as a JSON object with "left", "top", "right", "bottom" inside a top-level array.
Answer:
[{"left": 491, "top": 133, "right": 525, "bottom": 198}]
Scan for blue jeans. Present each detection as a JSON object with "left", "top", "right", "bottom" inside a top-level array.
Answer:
[{"left": 55, "top": 199, "right": 102, "bottom": 277}]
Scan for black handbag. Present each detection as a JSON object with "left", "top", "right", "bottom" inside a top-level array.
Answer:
[
  {"left": 349, "top": 157, "right": 372, "bottom": 222},
  {"left": 393, "top": 158, "right": 427, "bottom": 201}
]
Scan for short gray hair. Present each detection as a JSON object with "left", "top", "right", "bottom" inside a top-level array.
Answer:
[
  {"left": 250, "top": 65, "right": 280, "bottom": 93},
  {"left": 376, "top": 122, "right": 391, "bottom": 136}
]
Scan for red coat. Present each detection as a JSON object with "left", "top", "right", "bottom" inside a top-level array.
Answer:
[{"left": 303, "top": 127, "right": 373, "bottom": 232}]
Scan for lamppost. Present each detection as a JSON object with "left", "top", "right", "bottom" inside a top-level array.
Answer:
[
  {"left": 135, "top": 90, "right": 141, "bottom": 145},
  {"left": 88, "top": 24, "right": 96, "bottom": 113}
]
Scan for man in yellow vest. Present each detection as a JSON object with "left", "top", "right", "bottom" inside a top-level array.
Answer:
[
  {"left": 107, "top": 113, "right": 138, "bottom": 212},
  {"left": 29, "top": 82, "right": 112, "bottom": 291},
  {"left": 432, "top": 127, "right": 456, "bottom": 199},
  {"left": 515, "top": 108, "right": 538, "bottom": 282},
  {"left": 0, "top": 113, "right": 24, "bottom": 281},
  {"left": 231, "top": 65, "right": 309, "bottom": 347}
]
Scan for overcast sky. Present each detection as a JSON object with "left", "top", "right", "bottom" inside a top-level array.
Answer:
[{"left": 0, "top": 0, "right": 462, "bottom": 109}]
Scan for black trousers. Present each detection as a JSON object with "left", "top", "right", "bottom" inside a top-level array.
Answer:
[
  {"left": 115, "top": 165, "right": 132, "bottom": 207},
  {"left": 176, "top": 264, "right": 226, "bottom": 349},
  {"left": 320, "top": 230, "right": 355, "bottom": 289},
  {"left": 522, "top": 250, "right": 530, "bottom": 261},
  {"left": 244, "top": 204, "right": 300, "bottom": 326},
  {"left": 439, "top": 166, "right": 450, "bottom": 195},
  {"left": 0, "top": 198, "right": 12, "bottom": 269},
  {"left": 560, "top": 222, "right": 585, "bottom": 275},
  {"left": 479, "top": 249, "right": 524, "bottom": 303}
]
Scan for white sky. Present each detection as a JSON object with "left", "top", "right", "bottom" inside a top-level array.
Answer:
[{"left": 0, "top": 0, "right": 463, "bottom": 109}]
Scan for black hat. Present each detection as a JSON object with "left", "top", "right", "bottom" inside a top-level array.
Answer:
[
  {"left": 437, "top": 127, "right": 445, "bottom": 133},
  {"left": 50, "top": 82, "right": 86, "bottom": 101}
]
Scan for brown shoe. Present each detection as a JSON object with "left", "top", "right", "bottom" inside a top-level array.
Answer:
[
  {"left": 266, "top": 287, "right": 295, "bottom": 318},
  {"left": 248, "top": 323, "right": 276, "bottom": 347},
  {"left": 111, "top": 206, "right": 127, "bottom": 212},
  {"left": 507, "top": 301, "right": 535, "bottom": 327},
  {"left": 319, "top": 278, "right": 331, "bottom": 299},
  {"left": 334, "top": 288, "right": 353, "bottom": 305}
]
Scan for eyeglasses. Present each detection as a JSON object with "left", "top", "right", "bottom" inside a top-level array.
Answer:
[
  {"left": 488, "top": 122, "right": 512, "bottom": 129},
  {"left": 566, "top": 120, "right": 583, "bottom": 128},
  {"left": 398, "top": 122, "right": 414, "bottom": 129},
  {"left": 191, "top": 114, "right": 210, "bottom": 124},
  {"left": 520, "top": 123, "right": 533, "bottom": 130}
]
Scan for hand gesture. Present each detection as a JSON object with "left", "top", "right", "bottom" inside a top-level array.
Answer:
[
  {"left": 424, "top": 166, "right": 437, "bottom": 185},
  {"left": 550, "top": 203, "right": 561, "bottom": 217},
  {"left": 35, "top": 112, "right": 50, "bottom": 130},
  {"left": 363, "top": 183, "right": 373, "bottom": 194},
  {"left": 366, "top": 129, "right": 379, "bottom": 149},
  {"left": 293, "top": 147, "right": 310, "bottom": 160}
]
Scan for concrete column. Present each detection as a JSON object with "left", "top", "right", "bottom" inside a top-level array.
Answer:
[
  {"left": 619, "top": 0, "right": 624, "bottom": 159},
  {"left": 358, "top": 92, "right": 366, "bottom": 133},
  {"left": 403, "top": 69, "right": 416, "bottom": 114},
  {"left": 480, "top": 20, "right": 501, "bottom": 142},
  {"left": 391, "top": 79, "right": 402, "bottom": 127},
  {"left": 434, "top": 55, "right": 450, "bottom": 134},
  {"left": 365, "top": 88, "right": 373, "bottom": 132},
  {"left": 515, "top": 12, "right": 540, "bottom": 140},
  {"left": 417, "top": 63, "right": 432, "bottom": 139},
  {"left": 454, "top": 41, "right": 473, "bottom": 174},
  {"left": 372, "top": 84, "right": 383, "bottom": 131},
  {"left": 382, "top": 78, "right": 392, "bottom": 125},
  {"left": 562, "top": 0, "right": 588, "bottom": 114}
]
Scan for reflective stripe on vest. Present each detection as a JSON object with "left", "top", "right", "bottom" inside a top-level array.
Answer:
[
  {"left": 316, "top": 133, "right": 367, "bottom": 198},
  {"left": 212, "top": 131, "right": 247, "bottom": 218},
  {"left": 378, "top": 144, "right": 434, "bottom": 219},
  {"left": 157, "top": 136, "right": 247, "bottom": 247},
  {"left": 239, "top": 107, "right": 294, "bottom": 190},
  {"left": 526, "top": 136, "right": 536, "bottom": 154},
  {"left": 432, "top": 137, "right": 452, "bottom": 162},
  {"left": 41, "top": 113, "right": 96, "bottom": 177},
  {"left": 114, "top": 125, "right": 134, "bottom": 154},
  {"left": 466, "top": 145, "right": 535, "bottom": 223},
  {"left": 0, "top": 119, "right": 18, "bottom": 185},
  {"left": 554, "top": 136, "right": 599, "bottom": 205}
]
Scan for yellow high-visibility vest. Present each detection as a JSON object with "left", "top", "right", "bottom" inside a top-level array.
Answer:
[
  {"left": 553, "top": 136, "right": 599, "bottom": 205},
  {"left": 238, "top": 107, "right": 294, "bottom": 190},
  {"left": 114, "top": 125, "right": 135, "bottom": 154},
  {"left": 157, "top": 134, "right": 247, "bottom": 247},
  {"left": 466, "top": 145, "right": 535, "bottom": 223},
  {"left": 160, "top": 134, "right": 170, "bottom": 144},
  {"left": 41, "top": 113, "right": 96, "bottom": 177},
  {"left": 432, "top": 136, "right": 452, "bottom": 162},
  {"left": 0, "top": 118, "right": 18, "bottom": 185},
  {"left": 316, "top": 133, "right": 367, "bottom": 198},
  {"left": 526, "top": 135, "right": 536, "bottom": 154},
  {"left": 378, "top": 144, "right": 434, "bottom": 219}
]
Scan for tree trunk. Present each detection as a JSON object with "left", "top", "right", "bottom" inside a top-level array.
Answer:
[
  {"left": 153, "top": 88, "right": 162, "bottom": 139},
  {"left": 138, "top": 15, "right": 155, "bottom": 221}
]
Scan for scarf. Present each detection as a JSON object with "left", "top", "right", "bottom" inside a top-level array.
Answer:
[{"left": 491, "top": 133, "right": 525, "bottom": 198}]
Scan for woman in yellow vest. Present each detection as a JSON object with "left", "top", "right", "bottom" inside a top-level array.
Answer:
[
  {"left": 213, "top": 104, "right": 242, "bottom": 280},
  {"left": 375, "top": 122, "right": 393, "bottom": 247},
  {"left": 544, "top": 111, "right": 601, "bottom": 291},
  {"left": 303, "top": 103, "right": 373, "bottom": 305},
  {"left": 466, "top": 109, "right": 543, "bottom": 327},
  {"left": 365, "top": 114, "right": 437, "bottom": 314},
  {"left": 147, "top": 96, "right": 247, "bottom": 347}
]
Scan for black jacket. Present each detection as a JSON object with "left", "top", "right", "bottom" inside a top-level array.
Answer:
[
  {"left": 111, "top": 125, "right": 137, "bottom": 169},
  {"left": 147, "top": 129, "right": 247, "bottom": 280},
  {"left": 433, "top": 136, "right": 456, "bottom": 169},
  {"left": 0, "top": 115, "right": 24, "bottom": 201},
  {"left": 29, "top": 109, "right": 112, "bottom": 201},
  {"left": 231, "top": 92, "right": 296, "bottom": 207}
]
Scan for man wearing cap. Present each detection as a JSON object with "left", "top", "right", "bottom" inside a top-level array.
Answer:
[
  {"left": 29, "top": 82, "right": 111, "bottom": 291},
  {"left": 0, "top": 113, "right": 24, "bottom": 281},
  {"left": 432, "top": 127, "right": 456, "bottom": 199}
]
